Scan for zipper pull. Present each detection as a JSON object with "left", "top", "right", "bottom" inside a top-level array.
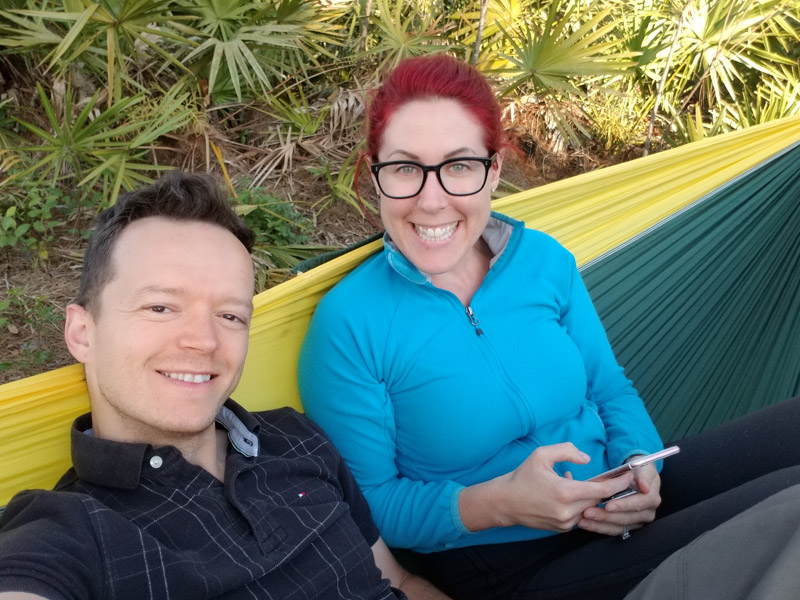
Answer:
[{"left": 465, "top": 306, "right": 484, "bottom": 336}]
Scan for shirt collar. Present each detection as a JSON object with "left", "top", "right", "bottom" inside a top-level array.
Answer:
[{"left": 70, "top": 399, "right": 259, "bottom": 489}]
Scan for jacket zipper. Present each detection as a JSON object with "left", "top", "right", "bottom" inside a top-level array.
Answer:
[{"left": 465, "top": 306, "right": 484, "bottom": 336}]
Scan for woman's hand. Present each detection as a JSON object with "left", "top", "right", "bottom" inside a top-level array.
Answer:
[
  {"left": 459, "top": 443, "right": 636, "bottom": 533},
  {"left": 576, "top": 463, "right": 662, "bottom": 536}
]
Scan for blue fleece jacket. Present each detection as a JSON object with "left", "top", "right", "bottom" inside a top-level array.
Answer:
[{"left": 299, "top": 213, "right": 663, "bottom": 553}]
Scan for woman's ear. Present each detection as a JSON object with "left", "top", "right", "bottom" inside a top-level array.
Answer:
[
  {"left": 366, "top": 156, "right": 382, "bottom": 197},
  {"left": 64, "top": 303, "right": 93, "bottom": 363},
  {"left": 490, "top": 152, "right": 504, "bottom": 192}
]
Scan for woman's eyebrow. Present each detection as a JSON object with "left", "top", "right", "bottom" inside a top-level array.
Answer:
[{"left": 385, "top": 146, "right": 479, "bottom": 161}]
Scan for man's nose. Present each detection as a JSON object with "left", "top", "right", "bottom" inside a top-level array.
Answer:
[{"left": 178, "top": 312, "right": 219, "bottom": 353}]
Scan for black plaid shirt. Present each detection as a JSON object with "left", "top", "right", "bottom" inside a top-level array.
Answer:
[{"left": 0, "top": 401, "right": 405, "bottom": 600}]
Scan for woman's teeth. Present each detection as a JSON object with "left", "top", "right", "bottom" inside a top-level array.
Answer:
[{"left": 415, "top": 223, "right": 456, "bottom": 242}]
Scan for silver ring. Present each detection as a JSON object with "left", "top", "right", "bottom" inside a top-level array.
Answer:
[{"left": 621, "top": 524, "right": 631, "bottom": 540}]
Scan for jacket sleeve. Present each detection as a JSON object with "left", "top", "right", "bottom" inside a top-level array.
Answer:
[
  {"left": 559, "top": 253, "right": 664, "bottom": 467},
  {"left": 299, "top": 292, "right": 468, "bottom": 551},
  {"left": 0, "top": 491, "right": 104, "bottom": 600}
]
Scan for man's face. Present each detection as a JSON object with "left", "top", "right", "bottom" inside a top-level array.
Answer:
[{"left": 65, "top": 217, "right": 254, "bottom": 445}]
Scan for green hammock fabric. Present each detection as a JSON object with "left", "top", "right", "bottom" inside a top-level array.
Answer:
[{"left": 584, "top": 141, "right": 800, "bottom": 441}]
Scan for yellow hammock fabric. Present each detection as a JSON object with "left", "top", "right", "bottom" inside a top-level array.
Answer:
[{"left": 3, "top": 115, "right": 800, "bottom": 508}]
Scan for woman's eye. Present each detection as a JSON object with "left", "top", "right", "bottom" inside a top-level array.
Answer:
[
  {"left": 148, "top": 305, "right": 171, "bottom": 314},
  {"left": 395, "top": 164, "right": 418, "bottom": 176},
  {"left": 447, "top": 162, "right": 469, "bottom": 174}
]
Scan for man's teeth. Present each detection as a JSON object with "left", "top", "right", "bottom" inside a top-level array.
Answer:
[
  {"left": 162, "top": 372, "right": 211, "bottom": 383},
  {"left": 415, "top": 223, "right": 456, "bottom": 242}
]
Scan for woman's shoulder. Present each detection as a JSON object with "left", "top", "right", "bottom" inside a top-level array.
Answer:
[
  {"left": 521, "top": 226, "right": 570, "bottom": 252},
  {"left": 311, "top": 250, "right": 402, "bottom": 329},
  {"left": 509, "top": 225, "right": 576, "bottom": 272},
  {"left": 319, "top": 252, "right": 389, "bottom": 300}
]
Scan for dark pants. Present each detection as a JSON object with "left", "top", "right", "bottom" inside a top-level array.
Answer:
[{"left": 412, "top": 397, "right": 800, "bottom": 600}]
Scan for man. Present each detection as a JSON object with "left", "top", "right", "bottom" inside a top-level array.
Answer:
[{"left": 0, "top": 172, "right": 449, "bottom": 600}]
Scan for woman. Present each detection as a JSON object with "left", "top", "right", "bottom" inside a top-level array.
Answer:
[{"left": 298, "top": 54, "right": 800, "bottom": 600}]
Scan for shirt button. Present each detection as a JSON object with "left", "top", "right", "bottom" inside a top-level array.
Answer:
[{"left": 150, "top": 455, "right": 163, "bottom": 469}]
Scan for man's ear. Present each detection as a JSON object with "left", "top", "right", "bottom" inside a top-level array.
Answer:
[{"left": 64, "top": 303, "right": 93, "bottom": 363}]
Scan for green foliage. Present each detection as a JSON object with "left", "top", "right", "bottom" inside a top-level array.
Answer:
[
  {"left": 0, "top": 187, "right": 63, "bottom": 264},
  {"left": 584, "top": 89, "right": 646, "bottom": 150},
  {"left": 0, "top": 0, "right": 193, "bottom": 103},
  {"left": 492, "top": 0, "right": 639, "bottom": 147},
  {"left": 1, "top": 287, "right": 63, "bottom": 332},
  {"left": 307, "top": 148, "right": 369, "bottom": 215},
  {"left": 0, "top": 286, "right": 64, "bottom": 373},
  {"left": 233, "top": 186, "right": 332, "bottom": 286},
  {"left": 362, "top": 0, "right": 456, "bottom": 73},
  {"left": 237, "top": 187, "right": 311, "bottom": 247},
  {"left": 637, "top": 0, "right": 800, "bottom": 146},
  {"left": 0, "top": 206, "right": 34, "bottom": 253},
  {"left": 3, "top": 82, "right": 192, "bottom": 205},
  {"left": 265, "top": 86, "right": 329, "bottom": 136},
  {"left": 177, "top": 0, "right": 345, "bottom": 103}
]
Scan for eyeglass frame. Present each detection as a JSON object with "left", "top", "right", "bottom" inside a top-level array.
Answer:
[{"left": 369, "top": 154, "right": 498, "bottom": 199}]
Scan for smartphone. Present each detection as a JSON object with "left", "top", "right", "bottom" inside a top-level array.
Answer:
[
  {"left": 588, "top": 446, "right": 680, "bottom": 482},
  {"left": 588, "top": 446, "right": 680, "bottom": 502}
]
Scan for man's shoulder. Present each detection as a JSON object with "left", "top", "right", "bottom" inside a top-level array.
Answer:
[
  {"left": 251, "top": 405, "right": 312, "bottom": 431},
  {"left": 251, "top": 406, "right": 338, "bottom": 456},
  {"left": 2, "top": 486, "right": 92, "bottom": 524},
  {"left": 0, "top": 487, "right": 104, "bottom": 598},
  {"left": 1, "top": 483, "right": 117, "bottom": 542}
]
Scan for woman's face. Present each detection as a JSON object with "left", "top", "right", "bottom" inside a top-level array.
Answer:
[{"left": 374, "top": 98, "right": 502, "bottom": 278}]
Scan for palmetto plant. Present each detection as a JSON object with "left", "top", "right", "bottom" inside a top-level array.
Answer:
[
  {"left": 361, "top": 0, "right": 456, "bottom": 75},
  {"left": 3, "top": 83, "right": 193, "bottom": 205},
  {"left": 0, "top": 0, "right": 798, "bottom": 261},
  {"left": 491, "top": 0, "right": 639, "bottom": 147},
  {"left": 633, "top": 0, "right": 800, "bottom": 145},
  {"left": 176, "top": 0, "right": 345, "bottom": 104},
  {"left": 674, "top": 0, "right": 797, "bottom": 108},
  {"left": 0, "top": 0, "right": 192, "bottom": 104}
]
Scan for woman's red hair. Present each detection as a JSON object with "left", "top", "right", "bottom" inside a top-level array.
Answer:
[{"left": 366, "top": 54, "right": 509, "bottom": 159}]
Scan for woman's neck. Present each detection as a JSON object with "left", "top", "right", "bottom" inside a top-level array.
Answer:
[{"left": 430, "top": 238, "right": 492, "bottom": 306}]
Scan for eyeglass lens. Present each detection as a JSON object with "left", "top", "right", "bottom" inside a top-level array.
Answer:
[{"left": 376, "top": 158, "right": 490, "bottom": 198}]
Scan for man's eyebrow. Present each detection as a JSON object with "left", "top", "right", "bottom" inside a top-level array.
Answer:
[{"left": 135, "top": 286, "right": 254, "bottom": 311}]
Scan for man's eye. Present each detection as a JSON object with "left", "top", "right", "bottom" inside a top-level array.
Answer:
[
  {"left": 149, "top": 305, "right": 171, "bottom": 313},
  {"left": 222, "top": 314, "right": 246, "bottom": 324}
]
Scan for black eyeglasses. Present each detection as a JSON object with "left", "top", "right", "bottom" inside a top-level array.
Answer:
[{"left": 370, "top": 155, "right": 496, "bottom": 199}]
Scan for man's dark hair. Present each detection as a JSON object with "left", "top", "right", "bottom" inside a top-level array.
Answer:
[{"left": 75, "top": 171, "right": 255, "bottom": 315}]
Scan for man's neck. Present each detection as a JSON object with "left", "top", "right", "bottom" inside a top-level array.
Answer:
[
  {"left": 173, "top": 427, "right": 229, "bottom": 482},
  {"left": 91, "top": 416, "right": 230, "bottom": 482}
]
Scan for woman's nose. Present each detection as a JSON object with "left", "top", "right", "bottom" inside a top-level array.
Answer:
[{"left": 416, "top": 171, "right": 448, "bottom": 211}]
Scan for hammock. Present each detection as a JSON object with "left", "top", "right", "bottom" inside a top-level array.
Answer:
[{"left": 2, "top": 116, "right": 800, "bottom": 509}]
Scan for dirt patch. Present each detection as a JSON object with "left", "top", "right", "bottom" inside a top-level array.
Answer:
[{"left": 1, "top": 250, "right": 78, "bottom": 382}]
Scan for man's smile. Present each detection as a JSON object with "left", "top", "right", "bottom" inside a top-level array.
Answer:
[{"left": 159, "top": 371, "right": 214, "bottom": 383}]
